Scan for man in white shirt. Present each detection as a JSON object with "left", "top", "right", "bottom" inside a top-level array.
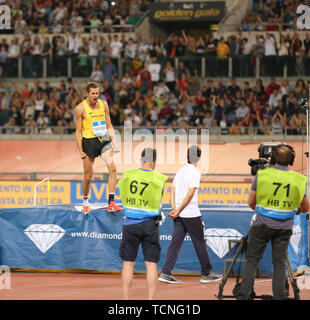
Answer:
[
  {"left": 264, "top": 33, "right": 277, "bottom": 76},
  {"left": 110, "top": 34, "right": 123, "bottom": 59},
  {"left": 153, "top": 79, "right": 170, "bottom": 99},
  {"left": 236, "top": 100, "right": 249, "bottom": 121},
  {"left": 158, "top": 146, "right": 223, "bottom": 284},
  {"left": 264, "top": 33, "right": 277, "bottom": 56},
  {"left": 52, "top": 1, "right": 68, "bottom": 22},
  {"left": 110, "top": 34, "right": 123, "bottom": 68},
  {"left": 147, "top": 56, "right": 161, "bottom": 88},
  {"left": 8, "top": 38, "right": 20, "bottom": 58},
  {"left": 88, "top": 35, "right": 99, "bottom": 57},
  {"left": 66, "top": 32, "right": 80, "bottom": 56},
  {"left": 268, "top": 88, "right": 282, "bottom": 109},
  {"left": 124, "top": 37, "right": 137, "bottom": 60}
]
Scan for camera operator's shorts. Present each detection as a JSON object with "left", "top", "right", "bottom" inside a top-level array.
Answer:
[
  {"left": 119, "top": 218, "right": 161, "bottom": 263},
  {"left": 82, "top": 135, "right": 112, "bottom": 158}
]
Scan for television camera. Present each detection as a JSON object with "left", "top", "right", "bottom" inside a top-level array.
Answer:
[{"left": 248, "top": 142, "right": 282, "bottom": 176}]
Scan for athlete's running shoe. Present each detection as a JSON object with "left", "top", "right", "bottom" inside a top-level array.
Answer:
[
  {"left": 83, "top": 205, "right": 90, "bottom": 214},
  {"left": 107, "top": 201, "right": 121, "bottom": 212}
]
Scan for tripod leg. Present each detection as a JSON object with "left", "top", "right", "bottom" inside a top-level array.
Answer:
[
  {"left": 217, "top": 235, "right": 248, "bottom": 299},
  {"left": 286, "top": 256, "right": 300, "bottom": 300}
]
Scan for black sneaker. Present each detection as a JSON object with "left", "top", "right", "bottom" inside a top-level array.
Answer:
[
  {"left": 158, "top": 273, "right": 181, "bottom": 284},
  {"left": 200, "top": 272, "right": 223, "bottom": 283}
]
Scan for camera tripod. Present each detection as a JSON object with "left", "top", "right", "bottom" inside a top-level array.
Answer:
[{"left": 216, "top": 227, "right": 300, "bottom": 300}]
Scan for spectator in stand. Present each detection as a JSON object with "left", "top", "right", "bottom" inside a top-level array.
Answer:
[
  {"left": 266, "top": 77, "right": 280, "bottom": 100},
  {"left": 14, "top": 14, "right": 27, "bottom": 34},
  {"left": 236, "top": 99, "right": 250, "bottom": 123},
  {"left": 294, "top": 79, "right": 307, "bottom": 100},
  {"left": 88, "top": 35, "right": 100, "bottom": 61},
  {"left": 127, "top": 10, "right": 140, "bottom": 26},
  {"left": 280, "top": 79, "right": 292, "bottom": 103},
  {"left": 137, "top": 38, "right": 151, "bottom": 64},
  {"left": 90, "top": 63, "right": 105, "bottom": 82},
  {"left": 253, "top": 79, "right": 266, "bottom": 103},
  {"left": 277, "top": 35, "right": 289, "bottom": 72},
  {"left": 240, "top": 37, "right": 252, "bottom": 77},
  {"left": 216, "top": 37, "right": 230, "bottom": 76},
  {"left": 164, "top": 60, "right": 176, "bottom": 93},
  {"left": 268, "top": 88, "right": 283, "bottom": 109},
  {"left": 36, "top": 110, "right": 49, "bottom": 128},
  {"left": 25, "top": 115, "right": 38, "bottom": 134},
  {"left": 178, "top": 72, "right": 189, "bottom": 94},
  {"left": 276, "top": 100, "right": 287, "bottom": 123},
  {"left": 147, "top": 56, "right": 161, "bottom": 88},
  {"left": 103, "top": 57, "right": 117, "bottom": 87},
  {"left": 7, "top": 37, "right": 20, "bottom": 59},
  {"left": 3, "top": 117, "right": 21, "bottom": 134},
  {"left": 110, "top": 34, "right": 123, "bottom": 67},
  {"left": 132, "top": 54, "right": 144, "bottom": 75},
  {"left": 0, "top": 45, "right": 8, "bottom": 77},
  {"left": 51, "top": 2, "right": 68, "bottom": 23},
  {"left": 228, "top": 78, "right": 241, "bottom": 99},
  {"left": 271, "top": 110, "right": 284, "bottom": 135},
  {"left": 149, "top": 36, "right": 164, "bottom": 59},
  {"left": 153, "top": 80, "right": 169, "bottom": 99},
  {"left": 137, "top": 66, "right": 151, "bottom": 97},
  {"left": 202, "top": 110, "right": 214, "bottom": 128},
  {"left": 205, "top": 34, "right": 217, "bottom": 77},
  {"left": 247, "top": 101, "right": 263, "bottom": 127},
  {"left": 177, "top": 60, "right": 190, "bottom": 80},
  {"left": 214, "top": 97, "right": 225, "bottom": 126},
  {"left": 264, "top": 33, "right": 277, "bottom": 76},
  {"left": 124, "top": 37, "right": 137, "bottom": 60},
  {"left": 158, "top": 101, "right": 173, "bottom": 125},
  {"left": 240, "top": 18, "right": 251, "bottom": 31}
]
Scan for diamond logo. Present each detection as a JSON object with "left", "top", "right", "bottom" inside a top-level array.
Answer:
[
  {"left": 24, "top": 224, "right": 66, "bottom": 254},
  {"left": 290, "top": 225, "right": 302, "bottom": 255},
  {"left": 205, "top": 228, "right": 243, "bottom": 259}
]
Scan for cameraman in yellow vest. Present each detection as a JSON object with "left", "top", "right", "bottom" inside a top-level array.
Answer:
[
  {"left": 238, "top": 144, "right": 309, "bottom": 300},
  {"left": 118, "top": 148, "right": 167, "bottom": 300}
]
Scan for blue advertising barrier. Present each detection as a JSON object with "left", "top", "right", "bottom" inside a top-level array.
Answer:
[{"left": 0, "top": 204, "right": 307, "bottom": 275}]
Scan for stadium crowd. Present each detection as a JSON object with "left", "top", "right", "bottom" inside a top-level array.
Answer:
[
  {"left": 0, "top": 75, "right": 307, "bottom": 136},
  {"left": 6, "top": 0, "right": 146, "bottom": 34},
  {"left": 2, "top": 24, "right": 310, "bottom": 78},
  {"left": 0, "top": 0, "right": 308, "bottom": 136}
]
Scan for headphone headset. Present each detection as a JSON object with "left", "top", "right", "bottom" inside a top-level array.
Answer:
[{"left": 270, "top": 144, "right": 295, "bottom": 166}]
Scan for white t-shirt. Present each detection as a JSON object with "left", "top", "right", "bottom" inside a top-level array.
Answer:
[
  {"left": 264, "top": 37, "right": 276, "bottom": 56},
  {"left": 173, "top": 163, "right": 201, "bottom": 218},
  {"left": 110, "top": 41, "right": 123, "bottom": 58},
  {"left": 147, "top": 63, "right": 161, "bottom": 82},
  {"left": 236, "top": 105, "right": 249, "bottom": 119}
]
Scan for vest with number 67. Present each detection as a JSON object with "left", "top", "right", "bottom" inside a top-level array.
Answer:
[{"left": 118, "top": 169, "right": 167, "bottom": 219}]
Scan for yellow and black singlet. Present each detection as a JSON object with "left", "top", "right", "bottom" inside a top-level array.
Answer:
[{"left": 81, "top": 99, "right": 107, "bottom": 139}]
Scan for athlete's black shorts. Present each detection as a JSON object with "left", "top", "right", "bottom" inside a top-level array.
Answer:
[
  {"left": 119, "top": 218, "right": 161, "bottom": 263},
  {"left": 82, "top": 135, "right": 112, "bottom": 158}
]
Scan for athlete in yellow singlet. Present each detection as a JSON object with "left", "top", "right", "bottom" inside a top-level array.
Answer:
[{"left": 75, "top": 82, "right": 121, "bottom": 213}]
